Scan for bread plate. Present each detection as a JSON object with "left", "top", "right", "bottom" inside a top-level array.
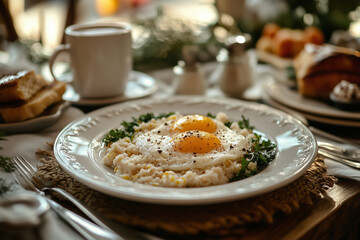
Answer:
[
  {"left": 264, "top": 77, "right": 360, "bottom": 120},
  {"left": 0, "top": 101, "right": 70, "bottom": 134},
  {"left": 262, "top": 84, "right": 360, "bottom": 128}
]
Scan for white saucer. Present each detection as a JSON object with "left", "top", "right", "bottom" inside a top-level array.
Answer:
[{"left": 63, "top": 71, "right": 158, "bottom": 106}]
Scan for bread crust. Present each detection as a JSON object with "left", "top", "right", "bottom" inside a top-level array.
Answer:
[
  {"left": 298, "top": 73, "right": 360, "bottom": 99},
  {"left": 0, "top": 81, "right": 66, "bottom": 123},
  {"left": 294, "top": 44, "right": 360, "bottom": 99},
  {"left": 0, "top": 71, "right": 48, "bottom": 103},
  {"left": 256, "top": 24, "right": 324, "bottom": 59}
]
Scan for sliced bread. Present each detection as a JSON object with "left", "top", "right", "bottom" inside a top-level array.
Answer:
[
  {"left": 0, "top": 81, "right": 66, "bottom": 123},
  {"left": 0, "top": 70, "right": 48, "bottom": 103},
  {"left": 294, "top": 44, "right": 360, "bottom": 99}
]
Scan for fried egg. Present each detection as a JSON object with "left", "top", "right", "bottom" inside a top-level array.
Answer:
[{"left": 134, "top": 114, "right": 251, "bottom": 171}]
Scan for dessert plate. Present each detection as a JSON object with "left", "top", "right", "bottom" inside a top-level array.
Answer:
[
  {"left": 63, "top": 71, "right": 158, "bottom": 106},
  {"left": 54, "top": 96, "right": 317, "bottom": 205},
  {"left": 264, "top": 78, "right": 360, "bottom": 120},
  {"left": 0, "top": 101, "right": 70, "bottom": 134},
  {"left": 301, "top": 111, "right": 360, "bottom": 127},
  {"left": 262, "top": 88, "right": 360, "bottom": 128}
]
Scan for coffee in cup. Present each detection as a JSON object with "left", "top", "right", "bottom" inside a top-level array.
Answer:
[{"left": 49, "top": 22, "right": 132, "bottom": 99}]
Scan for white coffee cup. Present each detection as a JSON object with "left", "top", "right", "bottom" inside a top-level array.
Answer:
[{"left": 49, "top": 22, "right": 132, "bottom": 99}]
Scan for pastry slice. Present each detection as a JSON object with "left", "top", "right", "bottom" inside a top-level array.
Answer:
[
  {"left": 0, "top": 70, "right": 48, "bottom": 103},
  {"left": 0, "top": 81, "right": 66, "bottom": 123},
  {"left": 294, "top": 44, "right": 360, "bottom": 99}
]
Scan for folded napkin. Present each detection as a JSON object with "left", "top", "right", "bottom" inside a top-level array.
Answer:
[
  {"left": 0, "top": 191, "right": 45, "bottom": 226},
  {"left": 0, "top": 190, "right": 84, "bottom": 240},
  {"left": 325, "top": 160, "right": 360, "bottom": 182}
]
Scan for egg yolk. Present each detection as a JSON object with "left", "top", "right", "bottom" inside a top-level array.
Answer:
[
  {"left": 172, "top": 115, "right": 217, "bottom": 133},
  {"left": 172, "top": 131, "right": 222, "bottom": 153}
]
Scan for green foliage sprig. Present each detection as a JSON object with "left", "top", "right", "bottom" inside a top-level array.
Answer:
[
  {"left": 230, "top": 133, "right": 277, "bottom": 182},
  {"left": 0, "top": 156, "right": 15, "bottom": 172},
  {"left": 238, "top": 115, "right": 254, "bottom": 131},
  {"left": 207, "top": 113, "right": 254, "bottom": 131},
  {"left": 0, "top": 178, "right": 11, "bottom": 196},
  {"left": 207, "top": 113, "right": 276, "bottom": 181},
  {"left": 0, "top": 132, "right": 14, "bottom": 196},
  {"left": 103, "top": 112, "right": 175, "bottom": 146},
  {"left": 0, "top": 132, "right": 14, "bottom": 172}
]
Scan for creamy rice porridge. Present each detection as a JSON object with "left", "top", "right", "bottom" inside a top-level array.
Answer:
[{"left": 102, "top": 112, "right": 276, "bottom": 187}]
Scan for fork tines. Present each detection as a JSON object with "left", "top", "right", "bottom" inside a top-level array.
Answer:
[{"left": 11, "top": 156, "right": 40, "bottom": 191}]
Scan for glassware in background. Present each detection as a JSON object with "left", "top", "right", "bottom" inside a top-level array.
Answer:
[
  {"left": 217, "top": 34, "right": 254, "bottom": 98},
  {"left": 173, "top": 45, "right": 206, "bottom": 95}
]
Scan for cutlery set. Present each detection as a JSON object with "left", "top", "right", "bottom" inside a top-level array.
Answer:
[
  {"left": 318, "top": 142, "right": 360, "bottom": 169},
  {"left": 11, "top": 156, "right": 124, "bottom": 240},
  {"left": 11, "top": 156, "right": 162, "bottom": 240}
]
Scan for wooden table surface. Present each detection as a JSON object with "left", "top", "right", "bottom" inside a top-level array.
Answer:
[
  {"left": 230, "top": 178, "right": 360, "bottom": 240},
  {"left": 145, "top": 179, "right": 360, "bottom": 240}
]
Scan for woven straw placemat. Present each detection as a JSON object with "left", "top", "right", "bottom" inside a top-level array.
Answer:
[{"left": 36, "top": 148, "right": 336, "bottom": 237}]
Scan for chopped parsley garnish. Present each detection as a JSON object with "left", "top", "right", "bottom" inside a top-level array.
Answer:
[
  {"left": 230, "top": 133, "right": 277, "bottom": 182},
  {"left": 224, "top": 121, "right": 233, "bottom": 128},
  {"left": 103, "top": 112, "right": 175, "bottom": 146},
  {"left": 207, "top": 113, "right": 254, "bottom": 131},
  {"left": 207, "top": 113, "right": 216, "bottom": 118},
  {"left": 238, "top": 115, "right": 254, "bottom": 131}
]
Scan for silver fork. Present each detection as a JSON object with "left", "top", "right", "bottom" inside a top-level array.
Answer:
[
  {"left": 12, "top": 155, "right": 116, "bottom": 230},
  {"left": 318, "top": 142, "right": 360, "bottom": 162},
  {"left": 12, "top": 155, "right": 124, "bottom": 240},
  {"left": 318, "top": 150, "right": 360, "bottom": 169}
]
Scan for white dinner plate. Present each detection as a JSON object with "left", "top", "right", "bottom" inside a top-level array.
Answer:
[
  {"left": 0, "top": 101, "right": 70, "bottom": 134},
  {"left": 264, "top": 78, "right": 360, "bottom": 120},
  {"left": 262, "top": 88, "right": 360, "bottom": 128},
  {"left": 63, "top": 71, "right": 158, "bottom": 106},
  {"left": 303, "top": 112, "right": 360, "bottom": 127},
  {"left": 54, "top": 96, "right": 317, "bottom": 205}
]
